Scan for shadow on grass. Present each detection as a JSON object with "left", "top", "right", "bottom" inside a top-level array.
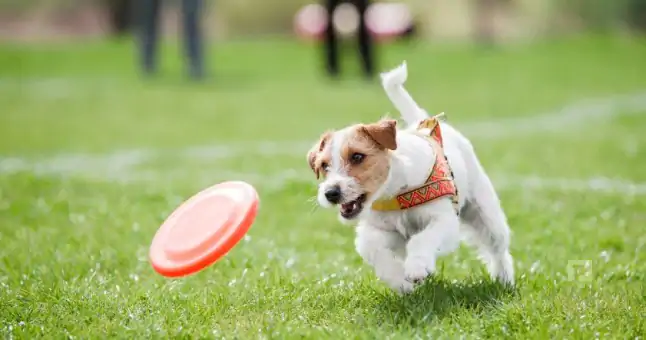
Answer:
[{"left": 372, "top": 277, "right": 516, "bottom": 327}]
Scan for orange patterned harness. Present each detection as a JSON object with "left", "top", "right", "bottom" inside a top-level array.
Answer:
[{"left": 371, "top": 115, "right": 460, "bottom": 214}]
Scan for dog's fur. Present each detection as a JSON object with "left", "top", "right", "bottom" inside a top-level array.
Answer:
[{"left": 307, "top": 62, "right": 514, "bottom": 293}]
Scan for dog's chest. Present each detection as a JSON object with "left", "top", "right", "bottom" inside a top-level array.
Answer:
[{"left": 366, "top": 211, "right": 429, "bottom": 239}]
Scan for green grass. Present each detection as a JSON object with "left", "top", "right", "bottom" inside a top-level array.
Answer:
[{"left": 1, "top": 35, "right": 646, "bottom": 338}]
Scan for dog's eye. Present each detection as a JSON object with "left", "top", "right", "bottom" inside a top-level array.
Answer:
[
  {"left": 350, "top": 153, "right": 365, "bottom": 164},
  {"left": 321, "top": 162, "right": 329, "bottom": 172}
]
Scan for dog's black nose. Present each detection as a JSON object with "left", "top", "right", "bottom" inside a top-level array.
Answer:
[{"left": 324, "top": 186, "right": 342, "bottom": 204}]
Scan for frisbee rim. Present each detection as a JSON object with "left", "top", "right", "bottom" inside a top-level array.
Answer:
[{"left": 149, "top": 181, "right": 259, "bottom": 278}]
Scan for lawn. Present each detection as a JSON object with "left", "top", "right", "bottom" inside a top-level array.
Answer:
[{"left": 1, "top": 35, "right": 645, "bottom": 338}]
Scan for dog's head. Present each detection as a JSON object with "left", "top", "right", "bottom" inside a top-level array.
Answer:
[{"left": 307, "top": 119, "right": 397, "bottom": 221}]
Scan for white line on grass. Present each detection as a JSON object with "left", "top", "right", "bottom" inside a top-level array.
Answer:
[
  {"left": 493, "top": 175, "right": 646, "bottom": 196},
  {"left": 461, "top": 91, "right": 646, "bottom": 138},
  {"left": 125, "top": 168, "right": 646, "bottom": 196},
  {"left": 1, "top": 91, "right": 646, "bottom": 195},
  {"left": 262, "top": 171, "right": 646, "bottom": 196},
  {"left": 256, "top": 171, "right": 646, "bottom": 196}
]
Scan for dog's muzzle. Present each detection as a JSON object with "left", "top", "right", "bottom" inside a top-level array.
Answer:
[
  {"left": 324, "top": 185, "right": 342, "bottom": 204},
  {"left": 340, "top": 193, "right": 366, "bottom": 220}
]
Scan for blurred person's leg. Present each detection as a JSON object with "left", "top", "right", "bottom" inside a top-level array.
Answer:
[
  {"left": 354, "top": 0, "right": 374, "bottom": 78},
  {"left": 137, "top": 0, "right": 161, "bottom": 75},
  {"left": 474, "top": 0, "right": 496, "bottom": 46},
  {"left": 323, "top": 0, "right": 340, "bottom": 77},
  {"left": 107, "top": 0, "right": 133, "bottom": 36},
  {"left": 181, "top": 0, "right": 205, "bottom": 80}
]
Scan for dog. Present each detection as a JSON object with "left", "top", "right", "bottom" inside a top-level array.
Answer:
[{"left": 306, "top": 62, "right": 514, "bottom": 293}]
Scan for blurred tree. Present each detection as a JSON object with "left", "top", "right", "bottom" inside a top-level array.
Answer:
[
  {"left": 627, "top": 0, "right": 646, "bottom": 32},
  {"left": 558, "top": 0, "right": 630, "bottom": 32},
  {"left": 220, "top": 0, "right": 310, "bottom": 36}
]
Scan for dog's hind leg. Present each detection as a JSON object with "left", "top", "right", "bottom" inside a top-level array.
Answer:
[{"left": 461, "top": 164, "right": 515, "bottom": 285}]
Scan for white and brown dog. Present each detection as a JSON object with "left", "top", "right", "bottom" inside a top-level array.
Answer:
[{"left": 307, "top": 62, "right": 514, "bottom": 293}]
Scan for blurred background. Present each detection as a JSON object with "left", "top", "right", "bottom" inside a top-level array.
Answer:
[
  {"left": 2, "top": 1, "right": 646, "bottom": 338},
  {"left": 1, "top": 0, "right": 646, "bottom": 43},
  {"left": 2, "top": 0, "right": 646, "bottom": 182},
  {"left": 3, "top": 0, "right": 646, "bottom": 86}
]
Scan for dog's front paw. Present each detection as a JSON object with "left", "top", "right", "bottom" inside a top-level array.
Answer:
[
  {"left": 373, "top": 261, "right": 415, "bottom": 294},
  {"left": 383, "top": 277, "right": 415, "bottom": 294},
  {"left": 404, "top": 257, "right": 435, "bottom": 284}
]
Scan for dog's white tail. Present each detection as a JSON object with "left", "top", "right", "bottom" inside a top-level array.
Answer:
[{"left": 380, "top": 61, "right": 429, "bottom": 126}]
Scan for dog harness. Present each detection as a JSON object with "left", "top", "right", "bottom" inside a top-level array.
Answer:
[{"left": 371, "top": 114, "right": 460, "bottom": 215}]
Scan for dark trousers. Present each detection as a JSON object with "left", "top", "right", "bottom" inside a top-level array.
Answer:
[
  {"left": 323, "top": 0, "right": 374, "bottom": 78},
  {"left": 136, "top": 0, "right": 205, "bottom": 79}
]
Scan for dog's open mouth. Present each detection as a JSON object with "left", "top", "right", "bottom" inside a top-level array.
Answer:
[{"left": 340, "top": 194, "right": 367, "bottom": 219}]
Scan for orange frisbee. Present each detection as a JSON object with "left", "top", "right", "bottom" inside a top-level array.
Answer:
[{"left": 149, "top": 181, "right": 259, "bottom": 278}]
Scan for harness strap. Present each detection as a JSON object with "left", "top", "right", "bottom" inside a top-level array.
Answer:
[{"left": 371, "top": 115, "right": 460, "bottom": 214}]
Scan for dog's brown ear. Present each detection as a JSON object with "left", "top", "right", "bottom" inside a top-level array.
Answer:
[
  {"left": 361, "top": 119, "right": 397, "bottom": 150},
  {"left": 307, "top": 131, "right": 332, "bottom": 179},
  {"left": 307, "top": 148, "right": 320, "bottom": 179}
]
